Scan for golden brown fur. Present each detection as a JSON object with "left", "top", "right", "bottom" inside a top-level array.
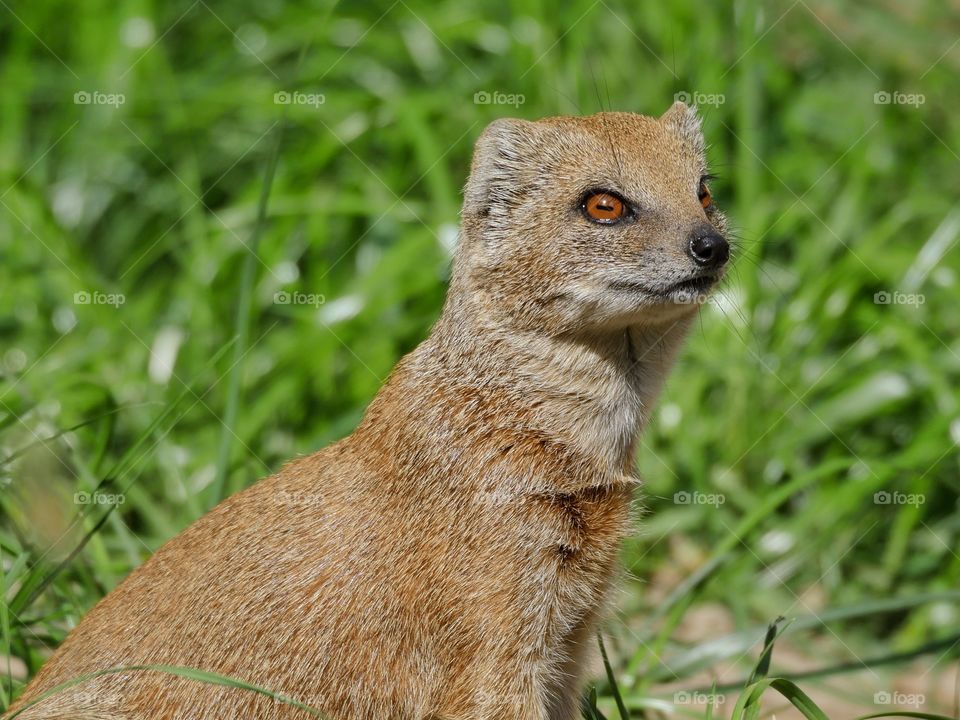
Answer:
[{"left": 6, "top": 102, "right": 727, "bottom": 720}]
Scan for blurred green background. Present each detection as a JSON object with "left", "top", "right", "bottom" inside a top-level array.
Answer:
[{"left": 1, "top": 0, "right": 958, "bottom": 717}]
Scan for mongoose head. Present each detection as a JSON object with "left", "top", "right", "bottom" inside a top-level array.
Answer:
[{"left": 457, "top": 102, "right": 730, "bottom": 334}]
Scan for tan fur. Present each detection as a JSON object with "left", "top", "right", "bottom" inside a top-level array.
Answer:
[{"left": 6, "top": 102, "right": 728, "bottom": 720}]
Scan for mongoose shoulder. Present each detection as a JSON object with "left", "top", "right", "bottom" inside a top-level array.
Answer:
[{"left": 7, "top": 101, "right": 729, "bottom": 720}]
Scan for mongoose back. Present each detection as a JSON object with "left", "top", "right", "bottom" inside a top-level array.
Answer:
[{"left": 7, "top": 101, "right": 729, "bottom": 720}]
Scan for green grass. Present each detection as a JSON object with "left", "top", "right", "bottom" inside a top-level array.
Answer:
[{"left": 1, "top": 0, "right": 958, "bottom": 717}]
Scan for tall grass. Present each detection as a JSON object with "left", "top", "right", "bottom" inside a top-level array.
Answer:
[{"left": 1, "top": 0, "right": 958, "bottom": 716}]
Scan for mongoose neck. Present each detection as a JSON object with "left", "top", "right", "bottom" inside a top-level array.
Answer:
[{"left": 424, "top": 291, "right": 693, "bottom": 473}]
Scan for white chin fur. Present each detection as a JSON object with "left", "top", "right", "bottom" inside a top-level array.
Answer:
[{"left": 560, "top": 284, "right": 703, "bottom": 331}]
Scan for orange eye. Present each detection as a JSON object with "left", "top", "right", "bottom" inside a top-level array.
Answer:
[
  {"left": 584, "top": 192, "right": 626, "bottom": 224},
  {"left": 698, "top": 179, "right": 713, "bottom": 210}
]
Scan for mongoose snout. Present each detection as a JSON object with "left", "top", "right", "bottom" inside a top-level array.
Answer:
[
  {"left": 7, "top": 101, "right": 728, "bottom": 720},
  {"left": 687, "top": 224, "right": 730, "bottom": 269}
]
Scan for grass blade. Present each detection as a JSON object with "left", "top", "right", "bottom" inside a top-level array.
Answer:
[
  {"left": 748, "top": 616, "right": 786, "bottom": 685},
  {"left": 598, "top": 632, "right": 631, "bottom": 719},
  {"left": 768, "top": 678, "right": 829, "bottom": 720},
  {"left": 5, "top": 664, "right": 329, "bottom": 719},
  {"left": 209, "top": 123, "right": 285, "bottom": 506}
]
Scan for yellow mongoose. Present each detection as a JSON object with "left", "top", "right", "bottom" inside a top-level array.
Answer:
[{"left": 7, "top": 101, "right": 729, "bottom": 720}]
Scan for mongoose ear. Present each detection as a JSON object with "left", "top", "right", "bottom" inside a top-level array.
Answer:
[
  {"left": 463, "top": 118, "right": 539, "bottom": 217},
  {"left": 659, "top": 101, "right": 705, "bottom": 155}
]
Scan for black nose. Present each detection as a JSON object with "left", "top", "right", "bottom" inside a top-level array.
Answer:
[{"left": 687, "top": 230, "right": 729, "bottom": 269}]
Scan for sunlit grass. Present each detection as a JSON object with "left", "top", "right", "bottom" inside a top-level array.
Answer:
[{"left": 1, "top": 0, "right": 958, "bottom": 717}]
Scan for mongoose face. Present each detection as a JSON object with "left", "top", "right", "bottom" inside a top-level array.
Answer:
[{"left": 460, "top": 102, "right": 729, "bottom": 334}]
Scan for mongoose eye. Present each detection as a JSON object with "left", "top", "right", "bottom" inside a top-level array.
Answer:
[
  {"left": 698, "top": 176, "right": 715, "bottom": 210},
  {"left": 583, "top": 191, "right": 627, "bottom": 224}
]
